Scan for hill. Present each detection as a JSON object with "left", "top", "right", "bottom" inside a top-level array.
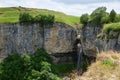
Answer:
[{"left": 0, "top": 7, "right": 80, "bottom": 26}]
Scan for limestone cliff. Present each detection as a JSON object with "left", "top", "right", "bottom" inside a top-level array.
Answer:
[
  {"left": 0, "top": 22, "right": 76, "bottom": 59},
  {"left": 0, "top": 22, "right": 120, "bottom": 62},
  {"left": 44, "top": 23, "right": 76, "bottom": 54},
  {"left": 81, "top": 23, "right": 120, "bottom": 56},
  {"left": 81, "top": 24, "right": 102, "bottom": 57},
  {"left": 103, "top": 31, "right": 120, "bottom": 51}
]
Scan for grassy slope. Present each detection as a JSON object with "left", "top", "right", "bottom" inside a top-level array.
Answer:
[
  {"left": 0, "top": 7, "right": 80, "bottom": 26},
  {"left": 76, "top": 51, "right": 120, "bottom": 80},
  {"left": 103, "top": 23, "right": 120, "bottom": 33}
]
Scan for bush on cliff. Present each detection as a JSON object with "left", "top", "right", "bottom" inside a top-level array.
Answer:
[
  {"left": 0, "top": 48, "right": 61, "bottom": 80},
  {"left": 19, "top": 12, "right": 34, "bottom": 23},
  {"left": 101, "top": 14, "right": 110, "bottom": 24},
  {"left": 19, "top": 12, "right": 55, "bottom": 25},
  {"left": 103, "top": 23, "right": 120, "bottom": 33},
  {"left": 35, "top": 14, "right": 55, "bottom": 25},
  {"left": 80, "top": 13, "right": 89, "bottom": 25},
  {"left": 115, "top": 14, "right": 120, "bottom": 22},
  {"left": 80, "top": 7, "right": 120, "bottom": 26},
  {"left": 90, "top": 7, "right": 107, "bottom": 25},
  {"left": 109, "top": 9, "right": 116, "bottom": 22}
]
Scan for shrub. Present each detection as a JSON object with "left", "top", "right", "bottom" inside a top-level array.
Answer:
[
  {"left": 101, "top": 15, "right": 110, "bottom": 24},
  {"left": 0, "top": 53, "right": 25, "bottom": 80},
  {"left": 80, "top": 13, "right": 89, "bottom": 25},
  {"left": 31, "top": 48, "right": 52, "bottom": 71},
  {"left": 19, "top": 13, "right": 55, "bottom": 25},
  {"left": 35, "top": 14, "right": 55, "bottom": 25},
  {"left": 103, "top": 23, "right": 120, "bottom": 33},
  {"left": 115, "top": 14, "right": 120, "bottom": 22},
  {"left": 19, "top": 12, "right": 34, "bottom": 23},
  {"left": 90, "top": 7, "right": 107, "bottom": 25},
  {"left": 109, "top": 9, "right": 116, "bottom": 22}
]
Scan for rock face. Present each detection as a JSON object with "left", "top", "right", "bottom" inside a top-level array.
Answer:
[
  {"left": 0, "top": 22, "right": 120, "bottom": 62},
  {"left": 0, "top": 23, "right": 76, "bottom": 59},
  {"left": 81, "top": 24, "right": 102, "bottom": 57},
  {"left": 44, "top": 23, "right": 76, "bottom": 54},
  {"left": 104, "top": 31, "right": 120, "bottom": 51},
  {"left": 0, "top": 24, "right": 43, "bottom": 59},
  {"left": 81, "top": 23, "right": 120, "bottom": 55}
]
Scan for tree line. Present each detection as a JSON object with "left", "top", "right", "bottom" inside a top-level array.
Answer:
[
  {"left": 19, "top": 12, "right": 55, "bottom": 25},
  {"left": 80, "top": 7, "right": 120, "bottom": 25}
]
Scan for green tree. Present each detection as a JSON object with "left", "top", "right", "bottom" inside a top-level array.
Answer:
[
  {"left": 101, "top": 13, "right": 110, "bottom": 24},
  {"left": 90, "top": 7, "right": 107, "bottom": 25},
  {"left": 0, "top": 53, "right": 25, "bottom": 80},
  {"left": 34, "top": 14, "right": 55, "bottom": 25},
  {"left": 0, "top": 49, "right": 61, "bottom": 80},
  {"left": 109, "top": 9, "right": 116, "bottom": 22},
  {"left": 80, "top": 13, "right": 89, "bottom": 25},
  {"left": 19, "top": 12, "right": 34, "bottom": 23},
  {"left": 115, "top": 14, "right": 120, "bottom": 22}
]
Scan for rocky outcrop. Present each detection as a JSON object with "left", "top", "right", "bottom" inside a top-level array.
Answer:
[
  {"left": 81, "top": 24, "right": 102, "bottom": 57},
  {"left": 81, "top": 23, "right": 120, "bottom": 55},
  {"left": 104, "top": 31, "right": 120, "bottom": 51},
  {"left": 0, "top": 23, "right": 76, "bottom": 59}
]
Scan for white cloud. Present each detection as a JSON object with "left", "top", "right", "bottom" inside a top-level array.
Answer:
[{"left": 0, "top": 0, "right": 120, "bottom": 16}]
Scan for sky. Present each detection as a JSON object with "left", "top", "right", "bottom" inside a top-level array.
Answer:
[{"left": 0, "top": 0, "right": 120, "bottom": 16}]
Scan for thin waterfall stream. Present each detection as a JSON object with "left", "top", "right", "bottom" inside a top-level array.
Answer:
[
  {"left": 77, "top": 43, "right": 82, "bottom": 76},
  {"left": 76, "top": 34, "right": 83, "bottom": 76}
]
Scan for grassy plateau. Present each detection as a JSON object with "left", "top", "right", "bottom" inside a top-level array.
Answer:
[{"left": 0, "top": 7, "right": 80, "bottom": 26}]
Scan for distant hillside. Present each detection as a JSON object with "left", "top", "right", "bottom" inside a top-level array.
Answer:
[{"left": 0, "top": 7, "right": 80, "bottom": 26}]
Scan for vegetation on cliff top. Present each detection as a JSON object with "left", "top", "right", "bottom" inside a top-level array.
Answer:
[
  {"left": 103, "top": 23, "right": 120, "bottom": 33},
  {"left": 80, "top": 7, "right": 120, "bottom": 25},
  {"left": 0, "top": 7, "right": 79, "bottom": 26},
  {"left": 19, "top": 12, "right": 55, "bottom": 25},
  {"left": 80, "top": 7, "right": 120, "bottom": 33}
]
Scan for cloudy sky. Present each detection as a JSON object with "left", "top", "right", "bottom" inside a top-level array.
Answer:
[{"left": 0, "top": 0, "right": 120, "bottom": 16}]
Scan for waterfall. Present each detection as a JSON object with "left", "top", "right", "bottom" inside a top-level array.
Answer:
[{"left": 77, "top": 43, "right": 82, "bottom": 76}]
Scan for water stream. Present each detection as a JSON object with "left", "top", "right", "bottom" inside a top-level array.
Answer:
[{"left": 77, "top": 43, "right": 82, "bottom": 76}]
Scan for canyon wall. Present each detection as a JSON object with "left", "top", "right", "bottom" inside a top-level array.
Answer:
[
  {"left": 103, "top": 31, "right": 120, "bottom": 51},
  {"left": 0, "top": 23, "right": 76, "bottom": 61},
  {"left": 0, "top": 22, "right": 120, "bottom": 62},
  {"left": 81, "top": 23, "right": 120, "bottom": 57}
]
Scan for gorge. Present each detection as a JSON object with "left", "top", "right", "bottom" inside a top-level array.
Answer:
[{"left": 0, "top": 22, "right": 120, "bottom": 63}]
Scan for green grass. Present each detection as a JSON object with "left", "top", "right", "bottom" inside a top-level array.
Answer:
[
  {"left": 0, "top": 7, "right": 80, "bottom": 26},
  {"left": 103, "top": 23, "right": 120, "bottom": 33},
  {"left": 102, "top": 59, "right": 117, "bottom": 67}
]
